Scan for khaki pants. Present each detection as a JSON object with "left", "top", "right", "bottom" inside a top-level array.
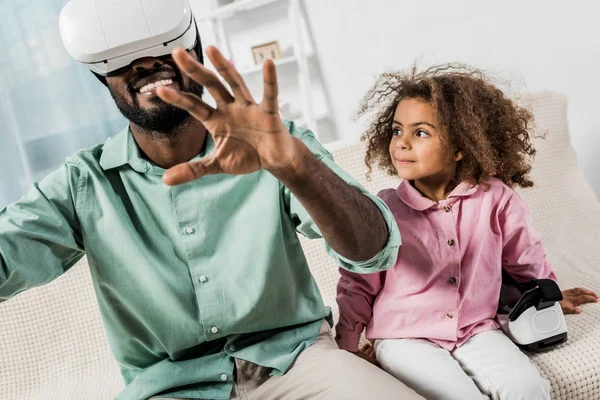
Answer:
[{"left": 154, "top": 321, "right": 422, "bottom": 400}]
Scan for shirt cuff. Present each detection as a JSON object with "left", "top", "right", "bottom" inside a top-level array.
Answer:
[
  {"left": 326, "top": 193, "right": 401, "bottom": 274},
  {"left": 334, "top": 328, "right": 362, "bottom": 352}
]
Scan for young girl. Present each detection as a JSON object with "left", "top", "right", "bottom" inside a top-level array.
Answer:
[{"left": 335, "top": 65, "right": 598, "bottom": 400}]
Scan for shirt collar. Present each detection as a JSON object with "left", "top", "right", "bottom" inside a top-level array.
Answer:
[
  {"left": 99, "top": 126, "right": 147, "bottom": 172},
  {"left": 99, "top": 126, "right": 214, "bottom": 173},
  {"left": 397, "top": 180, "right": 478, "bottom": 211}
]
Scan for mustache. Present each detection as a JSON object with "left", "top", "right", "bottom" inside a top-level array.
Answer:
[{"left": 127, "top": 63, "right": 181, "bottom": 91}]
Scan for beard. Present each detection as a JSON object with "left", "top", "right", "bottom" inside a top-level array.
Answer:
[{"left": 108, "top": 65, "right": 205, "bottom": 136}]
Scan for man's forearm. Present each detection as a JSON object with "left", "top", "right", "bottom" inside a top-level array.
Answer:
[{"left": 270, "top": 137, "right": 388, "bottom": 261}]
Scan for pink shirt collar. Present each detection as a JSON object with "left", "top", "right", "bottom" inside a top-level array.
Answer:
[{"left": 397, "top": 180, "right": 479, "bottom": 211}]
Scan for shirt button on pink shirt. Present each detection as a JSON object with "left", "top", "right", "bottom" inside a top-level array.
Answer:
[{"left": 335, "top": 179, "right": 557, "bottom": 352}]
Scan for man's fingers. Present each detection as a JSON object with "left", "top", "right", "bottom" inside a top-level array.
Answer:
[
  {"left": 260, "top": 58, "right": 279, "bottom": 116},
  {"left": 163, "top": 157, "right": 222, "bottom": 186},
  {"left": 206, "top": 46, "right": 254, "bottom": 104},
  {"left": 156, "top": 87, "right": 217, "bottom": 122},
  {"left": 171, "top": 47, "right": 234, "bottom": 106}
]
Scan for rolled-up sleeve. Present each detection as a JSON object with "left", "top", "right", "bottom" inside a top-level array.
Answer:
[
  {"left": 281, "top": 121, "right": 401, "bottom": 274},
  {"left": 0, "top": 162, "right": 86, "bottom": 302}
]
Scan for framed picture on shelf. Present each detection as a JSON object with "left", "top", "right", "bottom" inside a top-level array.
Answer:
[{"left": 251, "top": 41, "right": 283, "bottom": 65}]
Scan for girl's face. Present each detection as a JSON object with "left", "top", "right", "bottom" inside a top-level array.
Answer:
[{"left": 388, "top": 98, "right": 460, "bottom": 184}]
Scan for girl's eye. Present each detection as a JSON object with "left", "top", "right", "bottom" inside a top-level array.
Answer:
[
  {"left": 416, "top": 129, "right": 430, "bottom": 138},
  {"left": 392, "top": 128, "right": 402, "bottom": 136}
]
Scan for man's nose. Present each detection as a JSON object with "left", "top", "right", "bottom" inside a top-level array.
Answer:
[{"left": 130, "top": 57, "right": 165, "bottom": 73}]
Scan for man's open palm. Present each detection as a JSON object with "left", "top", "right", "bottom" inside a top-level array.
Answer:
[{"left": 157, "top": 46, "right": 295, "bottom": 185}]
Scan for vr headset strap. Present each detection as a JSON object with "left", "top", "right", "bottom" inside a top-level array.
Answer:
[
  {"left": 502, "top": 270, "right": 563, "bottom": 301},
  {"left": 502, "top": 270, "right": 563, "bottom": 321}
]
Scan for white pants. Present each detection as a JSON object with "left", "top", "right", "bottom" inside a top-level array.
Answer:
[{"left": 374, "top": 329, "right": 550, "bottom": 400}]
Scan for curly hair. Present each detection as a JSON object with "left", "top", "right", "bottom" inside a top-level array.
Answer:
[{"left": 359, "top": 64, "right": 536, "bottom": 188}]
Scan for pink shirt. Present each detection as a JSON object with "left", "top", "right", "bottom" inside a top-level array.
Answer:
[{"left": 335, "top": 179, "right": 557, "bottom": 352}]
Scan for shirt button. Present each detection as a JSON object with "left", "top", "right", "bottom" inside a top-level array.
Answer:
[
  {"left": 185, "top": 227, "right": 195, "bottom": 234},
  {"left": 448, "top": 277, "right": 457, "bottom": 285},
  {"left": 229, "top": 345, "right": 236, "bottom": 352},
  {"left": 198, "top": 275, "right": 208, "bottom": 283},
  {"left": 448, "top": 239, "right": 456, "bottom": 247},
  {"left": 443, "top": 206, "right": 451, "bottom": 212},
  {"left": 211, "top": 326, "right": 219, "bottom": 334},
  {"left": 447, "top": 313, "right": 454, "bottom": 319},
  {"left": 220, "top": 373, "right": 228, "bottom": 381}
]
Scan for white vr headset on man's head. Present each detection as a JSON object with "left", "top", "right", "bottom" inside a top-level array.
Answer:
[{"left": 59, "top": 0, "right": 201, "bottom": 77}]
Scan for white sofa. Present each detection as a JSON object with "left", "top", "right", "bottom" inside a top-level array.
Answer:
[{"left": 1, "top": 92, "right": 599, "bottom": 399}]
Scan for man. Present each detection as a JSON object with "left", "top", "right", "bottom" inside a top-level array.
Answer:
[{"left": 0, "top": 1, "right": 422, "bottom": 399}]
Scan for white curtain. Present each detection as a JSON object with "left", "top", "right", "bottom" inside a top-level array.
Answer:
[{"left": 0, "top": 0, "right": 126, "bottom": 207}]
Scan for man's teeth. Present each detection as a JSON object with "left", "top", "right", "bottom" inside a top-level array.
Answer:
[{"left": 139, "top": 79, "right": 174, "bottom": 94}]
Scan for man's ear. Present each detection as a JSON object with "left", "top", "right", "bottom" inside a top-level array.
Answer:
[{"left": 455, "top": 151, "right": 464, "bottom": 162}]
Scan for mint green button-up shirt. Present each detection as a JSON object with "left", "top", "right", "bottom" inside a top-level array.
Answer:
[{"left": 0, "top": 121, "right": 400, "bottom": 400}]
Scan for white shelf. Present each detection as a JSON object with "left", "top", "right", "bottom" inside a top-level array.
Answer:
[
  {"left": 239, "top": 55, "right": 298, "bottom": 75},
  {"left": 200, "top": 0, "right": 283, "bottom": 21},
  {"left": 205, "top": 0, "right": 339, "bottom": 140}
]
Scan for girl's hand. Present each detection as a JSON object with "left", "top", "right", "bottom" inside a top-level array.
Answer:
[
  {"left": 560, "top": 287, "right": 598, "bottom": 314},
  {"left": 353, "top": 341, "right": 380, "bottom": 367}
]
